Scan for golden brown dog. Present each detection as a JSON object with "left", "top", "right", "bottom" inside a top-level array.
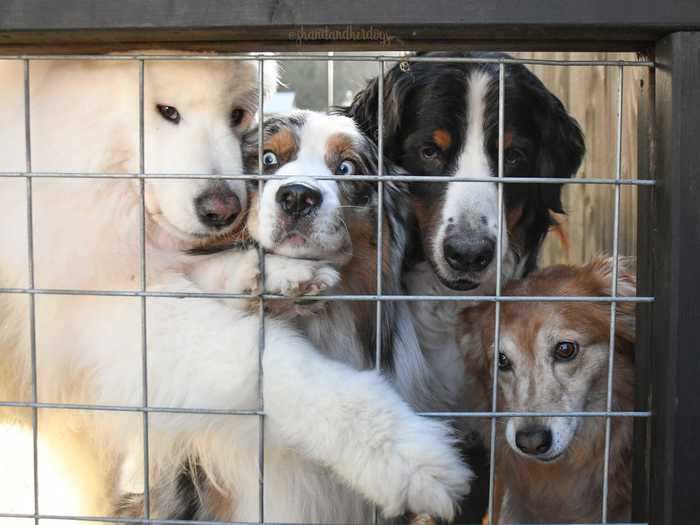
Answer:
[{"left": 458, "top": 258, "right": 636, "bottom": 523}]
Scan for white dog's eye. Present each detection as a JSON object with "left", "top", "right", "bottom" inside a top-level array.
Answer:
[
  {"left": 230, "top": 108, "right": 248, "bottom": 128},
  {"left": 262, "top": 151, "right": 279, "bottom": 168},
  {"left": 336, "top": 159, "right": 357, "bottom": 176},
  {"left": 156, "top": 104, "right": 180, "bottom": 125}
]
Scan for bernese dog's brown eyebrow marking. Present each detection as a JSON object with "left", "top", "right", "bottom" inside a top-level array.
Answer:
[
  {"left": 264, "top": 126, "right": 298, "bottom": 164},
  {"left": 432, "top": 129, "right": 452, "bottom": 151}
]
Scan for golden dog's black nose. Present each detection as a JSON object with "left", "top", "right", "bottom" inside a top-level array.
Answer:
[
  {"left": 515, "top": 427, "right": 553, "bottom": 456},
  {"left": 276, "top": 183, "right": 323, "bottom": 218}
]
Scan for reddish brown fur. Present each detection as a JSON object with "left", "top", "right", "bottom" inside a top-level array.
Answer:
[
  {"left": 324, "top": 133, "right": 355, "bottom": 166},
  {"left": 412, "top": 194, "right": 444, "bottom": 258},
  {"left": 332, "top": 194, "right": 394, "bottom": 344},
  {"left": 459, "top": 258, "right": 636, "bottom": 523},
  {"left": 264, "top": 127, "right": 298, "bottom": 164},
  {"left": 503, "top": 130, "right": 514, "bottom": 149}
]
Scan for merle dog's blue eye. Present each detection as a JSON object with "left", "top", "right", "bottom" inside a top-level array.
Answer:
[
  {"left": 263, "top": 151, "right": 279, "bottom": 167},
  {"left": 336, "top": 159, "right": 357, "bottom": 176}
]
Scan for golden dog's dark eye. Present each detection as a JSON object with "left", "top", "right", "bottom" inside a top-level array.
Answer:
[
  {"left": 336, "top": 159, "right": 357, "bottom": 176},
  {"left": 156, "top": 104, "right": 180, "bottom": 124},
  {"left": 262, "top": 151, "right": 279, "bottom": 167},
  {"left": 554, "top": 341, "right": 579, "bottom": 361},
  {"left": 420, "top": 145, "right": 439, "bottom": 160},
  {"left": 498, "top": 352, "right": 512, "bottom": 371},
  {"left": 231, "top": 108, "right": 247, "bottom": 128}
]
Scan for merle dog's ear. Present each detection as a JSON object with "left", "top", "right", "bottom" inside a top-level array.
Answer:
[
  {"left": 343, "top": 64, "right": 411, "bottom": 158},
  {"left": 524, "top": 71, "right": 585, "bottom": 213}
]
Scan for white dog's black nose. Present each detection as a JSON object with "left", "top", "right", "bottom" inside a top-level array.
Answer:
[
  {"left": 276, "top": 183, "right": 323, "bottom": 218},
  {"left": 515, "top": 427, "right": 553, "bottom": 456},
  {"left": 443, "top": 235, "right": 495, "bottom": 273},
  {"left": 195, "top": 187, "right": 241, "bottom": 229}
]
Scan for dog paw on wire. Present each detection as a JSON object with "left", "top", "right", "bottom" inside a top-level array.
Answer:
[{"left": 252, "top": 254, "right": 339, "bottom": 317}]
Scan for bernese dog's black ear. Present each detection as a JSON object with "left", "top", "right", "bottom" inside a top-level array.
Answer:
[
  {"left": 341, "top": 62, "right": 412, "bottom": 159},
  {"left": 525, "top": 72, "right": 586, "bottom": 213}
]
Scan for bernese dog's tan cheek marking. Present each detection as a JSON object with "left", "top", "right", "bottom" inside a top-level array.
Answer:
[
  {"left": 265, "top": 127, "right": 298, "bottom": 164},
  {"left": 412, "top": 196, "right": 442, "bottom": 244},
  {"left": 432, "top": 129, "right": 452, "bottom": 151},
  {"left": 504, "top": 130, "right": 514, "bottom": 149},
  {"left": 506, "top": 206, "right": 524, "bottom": 231}
]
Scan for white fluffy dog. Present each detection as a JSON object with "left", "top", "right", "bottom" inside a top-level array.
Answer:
[{"left": 0, "top": 55, "right": 469, "bottom": 523}]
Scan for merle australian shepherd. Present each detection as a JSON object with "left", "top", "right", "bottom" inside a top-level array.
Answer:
[{"left": 340, "top": 51, "right": 585, "bottom": 520}]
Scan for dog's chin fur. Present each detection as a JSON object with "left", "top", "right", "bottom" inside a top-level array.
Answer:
[
  {"left": 265, "top": 214, "right": 353, "bottom": 264},
  {"left": 147, "top": 205, "right": 248, "bottom": 254}
]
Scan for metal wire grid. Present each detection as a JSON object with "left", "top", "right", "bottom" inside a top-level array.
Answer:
[{"left": 0, "top": 52, "right": 654, "bottom": 525}]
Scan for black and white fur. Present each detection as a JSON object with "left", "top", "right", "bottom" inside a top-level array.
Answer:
[
  {"left": 341, "top": 52, "right": 585, "bottom": 519},
  {"left": 342, "top": 51, "right": 585, "bottom": 410}
]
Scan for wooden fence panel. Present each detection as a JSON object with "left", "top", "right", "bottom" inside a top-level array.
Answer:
[{"left": 519, "top": 52, "right": 646, "bottom": 266}]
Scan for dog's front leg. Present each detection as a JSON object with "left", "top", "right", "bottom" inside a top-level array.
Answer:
[{"left": 262, "top": 330, "right": 473, "bottom": 521}]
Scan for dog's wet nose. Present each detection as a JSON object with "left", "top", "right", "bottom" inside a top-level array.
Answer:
[
  {"left": 515, "top": 427, "right": 553, "bottom": 456},
  {"left": 195, "top": 186, "right": 241, "bottom": 229},
  {"left": 276, "top": 183, "right": 323, "bottom": 218},
  {"left": 442, "top": 235, "right": 495, "bottom": 273}
]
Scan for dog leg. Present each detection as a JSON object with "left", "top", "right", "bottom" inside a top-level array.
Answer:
[{"left": 262, "top": 328, "right": 473, "bottom": 521}]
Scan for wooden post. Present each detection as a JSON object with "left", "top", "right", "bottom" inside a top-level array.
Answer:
[{"left": 648, "top": 32, "right": 700, "bottom": 525}]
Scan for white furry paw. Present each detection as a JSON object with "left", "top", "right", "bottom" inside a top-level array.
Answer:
[
  {"left": 263, "top": 255, "right": 340, "bottom": 297},
  {"left": 380, "top": 419, "right": 473, "bottom": 522}
]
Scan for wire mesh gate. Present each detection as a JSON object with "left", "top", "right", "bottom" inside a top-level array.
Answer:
[{"left": 0, "top": 7, "right": 698, "bottom": 525}]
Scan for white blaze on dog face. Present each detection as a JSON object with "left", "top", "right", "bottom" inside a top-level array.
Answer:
[
  {"left": 245, "top": 111, "right": 378, "bottom": 264},
  {"left": 430, "top": 70, "right": 508, "bottom": 291},
  {"left": 143, "top": 59, "right": 262, "bottom": 240}
]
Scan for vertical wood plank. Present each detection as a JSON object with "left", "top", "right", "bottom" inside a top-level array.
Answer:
[
  {"left": 515, "top": 52, "right": 642, "bottom": 266},
  {"left": 649, "top": 31, "right": 700, "bottom": 525}
]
